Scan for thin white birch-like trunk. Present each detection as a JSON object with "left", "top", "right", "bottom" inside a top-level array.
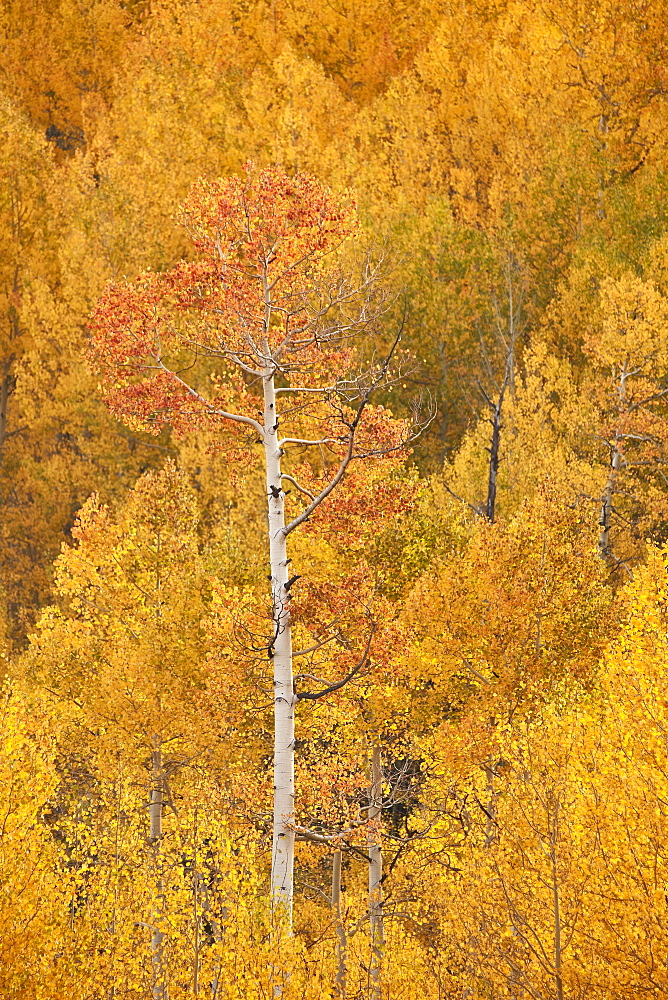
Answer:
[
  {"left": 150, "top": 741, "right": 167, "bottom": 1000},
  {"left": 485, "top": 394, "right": 504, "bottom": 523},
  {"left": 263, "top": 371, "right": 296, "bottom": 924},
  {"left": 368, "top": 747, "right": 384, "bottom": 1000},
  {"left": 205, "top": 890, "right": 223, "bottom": 999},
  {"left": 598, "top": 441, "right": 623, "bottom": 561},
  {"left": 597, "top": 112, "right": 608, "bottom": 221},
  {"left": 332, "top": 850, "right": 347, "bottom": 997},
  {"left": 195, "top": 831, "right": 223, "bottom": 998}
]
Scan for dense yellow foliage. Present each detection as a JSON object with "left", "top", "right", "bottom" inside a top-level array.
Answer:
[{"left": 2, "top": 0, "right": 668, "bottom": 996}]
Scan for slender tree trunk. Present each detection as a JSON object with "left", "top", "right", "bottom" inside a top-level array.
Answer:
[
  {"left": 108, "top": 763, "right": 123, "bottom": 1000},
  {"left": 198, "top": 837, "right": 223, "bottom": 998},
  {"left": 482, "top": 252, "right": 523, "bottom": 523},
  {"left": 598, "top": 440, "right": 623, "bottom": 562},
  {"left": 264, "top": 371, "right": 296, "bottom": 925},
  {"left": 332, "top": 850, "right": 347, "bottom": 997},
  {"left": 150, "top": 741, "right": 167, "bottom": 1000},
  {"left": 462, "top": 765, "right": 499, "bottom": 998},
  {"left": 485, "top": 397, "right": 504, "bottom": 523},
  {"left": 368, "top": 747, "right": 384, "bottom": 1000}
]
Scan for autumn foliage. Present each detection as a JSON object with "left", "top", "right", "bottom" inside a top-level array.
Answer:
[
  {"left": 4, "top": 1, "right": 668, "bottom": 997},
  {"left": 90, "top": 168, "right": 358, "bottom": 429}
]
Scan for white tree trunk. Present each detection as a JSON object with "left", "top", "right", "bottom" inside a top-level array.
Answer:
[
  {"left": 368, "top": 747, "right": 384, "bottom": 1000},
  {"left": 150, "top": 741, "right": 167, "bottom": 1000},
  {"left": 331, "top": 850, "right": 347, "bottom": 997},
  {"left": 598, "top": 439, "right": 624, "bottom": 562},
  {"left": 264, "top": 372, "right": 296, "bottom": 924}
]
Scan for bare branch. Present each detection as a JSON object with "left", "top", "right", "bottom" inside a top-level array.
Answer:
[
  {"left": 441, "top": 481, "right": 483, "bottom": 516},
  {"left": 279, "top": 436, "right": 340, "bottom": 448},
  {"left": 274, "top": 386, "right": 330, "bottom": 394},
  {"left": 461, "top": 658, "right": 493, "bottom": 686},
  {"left": 296, "top": 627, "right": 375, "bottom": 701},
  {"left": 282, "top": 431, "right": 356, "bottom": 536},
  {"left": 294, "top": 827, "right": 372, "bottom": 863},
  {"left": 282, "top": 328, "right": 410, "bottom": 536},
  {"left": 281, "top": 473, "right": 316, "bottom": 500},
  {"left": 158, "top": 361, "right": 264, "bottom": 436}
]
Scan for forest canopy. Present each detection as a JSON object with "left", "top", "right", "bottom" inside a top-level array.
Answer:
[{"left": 2, "top": 2, "right": 668, "bottom": 997}]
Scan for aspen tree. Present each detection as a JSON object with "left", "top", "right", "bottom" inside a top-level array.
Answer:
[
  {"left": 0, "top": 686, "right": 63, "bottom": 996},
  {"left": 442, "top": 250, "right": 528, "bottom": 520},
  {"left": 587, "top": 274, "right": 668, "bottom": 570},
  {"left": 26, "top": 464, "right": 250, "bottom": 997},
  {"left": 406, "top": 486, "right": 610, "bottom": 709},
  {"left": 90, "top": 164, "right": 419, "bottom": 927},
  {"left": 0, "top": 97, "right": 55, "bottom": 625},
  {"left": 150, "top": 740, "right": 167, "bottom": 1000},
  {"left": 331, "top": 848, "right": 347, "bottom": 996}
]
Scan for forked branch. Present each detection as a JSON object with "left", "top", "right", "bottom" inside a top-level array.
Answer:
[{"left": 295, "top": 626, "right": 376, "bottom": 701}]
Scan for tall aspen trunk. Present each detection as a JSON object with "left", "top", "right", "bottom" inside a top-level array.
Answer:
[
  {"left": 368, "top": 747, "right": 384, "bottom": 1000},
  {"left": 193, "top": 873, "right": 200, "bottom": 998},
  {"left": 598, "top": 440, "right": 623, "bottom": 561},
  {"left": 108, "top": 764, "right": 123, "bottom": 1000},
  {"left": 463, "top": 765, "right": 499, "bottom": 999},
  {"left": 197, "top": 831, "right": 223, "bottom": 998},
  {"left": 264, "top": 371, "right": 296, "bottom": 924},
  {"left": 205, "top": 890, "right": 223, "bottom": 999},
  {"left": 332, "top": 850, "right": 347, "bottom": 997},
  {"left": 483, "top": 253, "right": 519, "bottom": 524},
  {"left": 551, "top": 865, "right": 564, "bottom": 1000},
  {"left": 150, "top": 741, "right": 167, "bottom": 1000}
]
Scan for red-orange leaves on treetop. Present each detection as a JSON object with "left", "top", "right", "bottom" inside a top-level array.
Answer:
[
  {"left": 88, "top": 162, "right": 419, "bottom": 925},
  {"left": 89, "top": 164, "right": 363, "bottom": 444},
  {"left": 182, "top": 169, "right": 355, "bottom": 266}
]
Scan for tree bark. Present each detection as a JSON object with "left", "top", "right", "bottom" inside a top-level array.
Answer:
[
  {"left": 368, "top": 747, "right": 384, "bottom": 1000},
  {"left": 598, "top": 441, "right": 623, "bottom": 562},
  {"left": 482, "top": 252, "right": 522, "bottom": 523},
  {"left": 332, "top": 850, "right": 347, "bottom": 997},
  {"left": 264, "top": 372, "right": 296, "bottom": 925},
  {"left": 484, "top": 394, "right": 504, "bottom": 523}
]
